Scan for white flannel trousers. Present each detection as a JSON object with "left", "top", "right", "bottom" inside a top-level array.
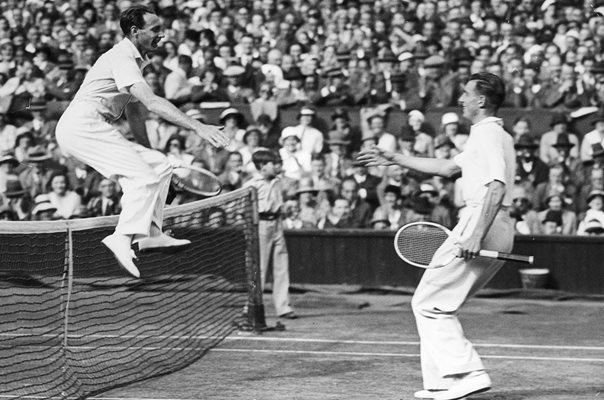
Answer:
[
  {"left": 56, "top": 103, "right": 172, "bottom": 237},
  {"left": 411, "top": 205, "right": 514, "bottom": 389}
]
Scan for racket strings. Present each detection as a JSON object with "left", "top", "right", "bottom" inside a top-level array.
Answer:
[
  {"left": 396, "top": 225, "right": 449, "bottom": 266},
  {"left": 173, "top": 167, "right": 221, "bottom": 196}
]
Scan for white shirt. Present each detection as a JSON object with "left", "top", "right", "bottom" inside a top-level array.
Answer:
[
  {"left": 72, "top": 38, "right": 148, "bottom": 122},
  {"left": 282, "top": 125, "right": 324, "bottom": 155},
  {"left": 49, "top": 191, "right": 82, "bottom": 219},
  {"left": 580, "top": 129, "right": 604, "bottom": 161},
  {"left": 279, "top": 148, "right": 311, "bottom": 181},
  {"left": 377, "top": 132, "right": 397, "bottom": 153},
  {"left": 453, "top": 117, "right": 515, "bottom": 207}
]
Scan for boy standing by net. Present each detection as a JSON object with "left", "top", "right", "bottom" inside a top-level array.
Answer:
[
  {"left": 245, "top": 149, "right": 296, "bottom": 319},
  {"left": 55, "top": 6, "right": 229, "bottom": 278},
  {"left": 358, "top": 73, "right": 515, "bottom": 400}
]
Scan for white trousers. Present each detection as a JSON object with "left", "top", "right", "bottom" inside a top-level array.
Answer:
[
  {"left": 56, "top": 103, "right": 172, "bottom": 238},
  {"left": 411, "top": 206, "right": 515, "bottom": 390},
  {"left": 258, "top": 220, "right": 293, "bottom": 316}
]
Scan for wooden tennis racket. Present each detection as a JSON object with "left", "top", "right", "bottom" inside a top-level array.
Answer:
[
  {"left": 171, "top": 164, "right": 222, "bottom": 197},
  {"left": 393, "top": 222, "right": 534, "bottom": 268}
]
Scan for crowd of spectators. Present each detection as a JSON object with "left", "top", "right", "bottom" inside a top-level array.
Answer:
[{"left": 1, "top": 0, "right": 604, "bottom": 236}]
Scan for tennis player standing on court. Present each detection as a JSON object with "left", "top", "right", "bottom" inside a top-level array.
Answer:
[
  {"left": 55, "top": 6, "right": 229, "bottom": 278},
  {"left": 358, "top": 73, "right": 515, "bottom": 400}
]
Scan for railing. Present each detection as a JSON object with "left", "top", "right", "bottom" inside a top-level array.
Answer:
[{"left": 284, "top": 230, "right": 604, "bottom": 294}]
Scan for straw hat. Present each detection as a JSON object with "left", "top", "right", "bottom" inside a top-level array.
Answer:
[
  {"left": 4, "top": 178, "right": 26, "bottom": 198},
  {"left": 26, "top": 145, "right": 51, "bottom": 162},
  {"left": 243, "top": 125, "right": 262, "bottom": 143},
  {"left": 219, "top": 107, "right": 243, "bottom": 123},
  {"left": 441, "top": 112, "right": 460, "bottom": 126},
  {"left": 32, "top": 194, "right": 57, "bottom": 215},
  {"left": 0, "top": 151, "right": 18, "bottom": 166},
  {"left": 370, "top": 208, "right": 390, "bottom": 226},
  {"left": 584, "top": 219, "right": 604, "bottom": 234},
  {"left": 587, "top": 189, "right": 604, "bottom": 204},
  {"left": 295, "top": 180, "right": 319, "bottom": 196},
  {"left": 297, "top": 105, "right": 316, "bottom": 119}
]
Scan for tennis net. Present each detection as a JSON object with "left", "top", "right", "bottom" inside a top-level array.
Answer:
[{"left": 0, "top": 187, "right": 265, "bottom": 399}]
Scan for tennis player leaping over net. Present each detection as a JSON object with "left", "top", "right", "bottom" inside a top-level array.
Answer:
[
  {"left": 357, "top": 73, "right": 516, "bottom": 400},
  {"left": 55, "top": 6, "right": 229, "bottom": 279}
]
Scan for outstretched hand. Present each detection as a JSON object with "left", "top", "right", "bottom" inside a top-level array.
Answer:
[
  {"left": 197, "top": 124, "right": 230, "bottom": 148},
  {"left": 356, "top": 145, "right": 397, "bottom": 167}
]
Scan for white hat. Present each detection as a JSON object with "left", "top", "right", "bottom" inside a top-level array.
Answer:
[
  {"left": 441, "top": 112, "right": 460, "bottom": 126},
  {"left": 408, "top": 109, "right": 425, "bottom": 123},
  {"left": 32, "top": 194, "right": 57, "bottom": 215},
  {"left": 279, "top": 127, "right": 301, "bottom": 144},
  {"left": 540, "top": 0, "right": 555, "bottom": 11},
  {"left": 398, "top": 51, "right": 414, "bottom": 62}
]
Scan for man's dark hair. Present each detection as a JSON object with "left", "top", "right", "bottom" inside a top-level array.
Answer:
[
  {"left": 252, "top": 148, "right": 277, "bottom": 170},
  {"left": 469, "top": 72, "right": 506, "bottom": 112},
  {"left": 120, "top": 5, "right": 155, "bottom": 36}
]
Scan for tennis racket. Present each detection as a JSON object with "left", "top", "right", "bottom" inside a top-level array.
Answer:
[
  {"left": 393, "top": 221, "right": 534, "bottom": 268},
  {"left": 171, "top": 164, "right": 222, "bottom": 197}
]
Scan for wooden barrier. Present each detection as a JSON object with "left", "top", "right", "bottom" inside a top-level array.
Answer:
[{"left": 284, "top": 230, "right": 604, "bottom": 294}]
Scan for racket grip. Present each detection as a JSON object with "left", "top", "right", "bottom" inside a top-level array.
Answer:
[{"left": 479, "top": 250, "right": 534, "bottom": 264}]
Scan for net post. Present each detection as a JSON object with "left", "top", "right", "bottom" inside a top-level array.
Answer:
[
  {"left": 246, "top": 187, "right": 267, "bottom": 332},
  {"left": 63, "top": 223, "right": 74, "bottom": 349}
]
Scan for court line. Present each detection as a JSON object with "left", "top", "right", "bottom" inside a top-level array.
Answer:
[
  {"left": 2, "top": 332, "right": 603, "bottom": 351},
  {"left": 0, "top": 397, "right": 202, "bottom": 400},
  {"left": 214, "top": 348, "right": 604, "bottom": 363}
]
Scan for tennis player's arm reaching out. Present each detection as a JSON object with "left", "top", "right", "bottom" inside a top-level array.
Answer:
[
  {"left": 128, "top": 82, "right": 230, "bottom": 148},
  {"left": 356, "top": 145, "right": 505, "bottom": 260}
]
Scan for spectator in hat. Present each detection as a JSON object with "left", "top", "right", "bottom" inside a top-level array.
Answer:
[
  {"left": 18, "top": 145, "right": 57, "bottom": 200},
  {"left": 418, "top": 54, "right": 458, "bottom": 109},
  {"left": 325, "top": 129, "right": 352, "bottom": 180},
  {"left": 278, "top": 128, "right": 311, "bottom": 181},
  {"left": 190, "top": 68, "right": 230, "bottom": 103},
  {"left": 510, "top": 185, "right": 541, "bottom": 235},
  {"left": 339, "top": 176, "right": 373, "bottom": 228},
  {"left": 219, "top": 107, "right": 246, "bottom": 151},
  {"left": 515, "top": 134, "right": 549, "bottom": 193},
  {"left": 250, "top": 82, "right": 279, "bottom": 122},
  {"left": 223, "top": 64, "right": 255, "bottom": 104},
  {"left": 579, "top": 108, "right": 604, "bottom": 162},
  {"left": 46, "top": 171, "right": 83, "bottom": 219},
  {"left": 17, "top": 99, "right": 56, "bottom": 146},
  {"left": 577, "top": 189, "right": 604, "bottom": 235},
  {"left": 370, "top": 50, "right": 398, "bottom": 104},
  {"left": 541, "top": 63, "right": 591, "bottom": 112},
  {"left": 294, "top": 177, "right": 320, "bottom": 228},
  {"left": 577, "top": 165, "right": 604, "bottom": 210},
  {"left": 30, "top": 193, "right": 57, "bottom": 221},
  {"left": 306, "top": 153, "right": 340, "bottom": 196},
  {"left": 511, "top": 116, "right": 532, "bottom": 144},
  {"left": 440, "top": 111, "right": 467, "bottom": 154},
  {"left": 238, "top": 125, "right": 263, "bottom": 175},
  {"left": 44, "top": 52, "right": 79, "bottom": 101},
  {"left": 539, "top": 112, "right": 580, "bottom": 165},
  {"left": 1, "top": 177, "right": 30, "bottom": 220},
  {"left": 371, "top": 184, "right": 406, "bottom": 230},
  {"left": 579, "top": 218, "right": 604, "bottom": 236},
  {"left": 275, "top": 68, "right": 309, "bottom": 107},
  {"left": 329, "top": 107, "right": 359, "bottom": 155},
  {"left": 370, "top": 207, "right": 391, "bottom": 230},
  {"left": 87, "top": 178, "right": 122, "bottom": 217},
  {"left": 255, "top": 114, "right": 281, "bottom": 151},
  {"left": 0, "top": 204, "right": 17, "bottom": 220},
  {"left": 164, "top": 134, "right": 195, "bottom": 174},
  {"left": 538, "top": 193, "right": 577, "bottom": 235},
  {"left": 540, "top": 209, "right": 563, "bottom": 235},
  {"left": 433, "top": 134, "right": 455, "bottom": 160},
  {"left": 0, "top": 150, "right": 17, "bottom": 193},
  {"left": 315, "top": 66, "right": 354, "bottom": 107},
  {"left": 281, "top": 105, "right": 324, "bottom": 155},
  {"left": 398, "top": 125, "right": 417, "bottom": 157},
  {"left": 177, "top": 29, "right": 204, "bottom": 70},
  {"left": 282, "top": 198, "right": 304, "bottom": 229},
  {"left": 407, "top": 109, "right": 434, "bottom": 158},
  {"left": 551, "top": 133, "right": 582, "bottom": 184},
  {"left": 366, "top": 111, "right": 397, "bottom": 154}
]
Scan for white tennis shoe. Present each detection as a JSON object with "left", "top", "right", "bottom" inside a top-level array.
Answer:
[
  {"left": 137, "top": 233, "right": 191, "bottom": 252},
  {"left": 414, "top": 389, "right": 447, "bottom": 399},
  {"left": 101, "top": 234, "right": 141, "bottom": 278},
  {"left": 433, "top": 371, "right": 491, "bottom": 400}
]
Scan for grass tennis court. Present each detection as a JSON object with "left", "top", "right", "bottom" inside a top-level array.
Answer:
[{"left": 90, "top": 286, "right": 604, "bottom": 400}]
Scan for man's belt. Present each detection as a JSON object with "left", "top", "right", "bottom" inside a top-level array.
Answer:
[{"left": 259, "top": 212, "right": 281, "bottom": 221}]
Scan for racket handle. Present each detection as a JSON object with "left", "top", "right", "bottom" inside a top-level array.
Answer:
[
  {"left": 478, "top": 250, "right": 535, "bottom": 264},
  {"left": 479, "top": 250, "right": 534, "bottom": 265}
]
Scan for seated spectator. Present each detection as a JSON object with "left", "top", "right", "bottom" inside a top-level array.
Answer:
[
  {"left": 577, "top": 166, "right": 604, "bottom": 209},
  {"left": 372, "top": 184, "right": 405, "bottom": 231},
  {"left": 366, "top": 111, "right": 396, "bottom": 153},
  {"left": 18, "top": 99, "right": 56, "bottom": 146},
  {"left": 550, "top": 133, "right": 582, "bottom": 185},
  {"left": 329, "top": 107, "right": 361, "bottom": 156},
  {"left": 440, "top": 112, "right": 466, "bottom": 154},
  {"left": 86, "top": 178, "right": 122, "bottom": 217},
  {"left": 0, "top": 113, "right": 17, "bottom": 153},
  {"left": 532, "top": 164, "right": 577, "bottom": 212},
  {"left": 13, "top": 130, "right": 33, "bottom": 163},
  {"left": 579, "top": 108, "right": 604, "bottom": 162},
  {"left": 219, "top": 107, "right": 246, "bottom": 151},
  {"left": 1, "top": 177, "right": 30, "bottom": 220},
  {"left": 0, "top": 204, "right": 17, "bottom": 220},
  {"left": 256, "top": 114, "right": 281, "bottom": 150},
  {"left": 348, "top": 159, "right": 381, "bottom": 209},
  {"left": 190, "top": 68, "right": 229, "bottom": 103},
  {"left": 218, "top": 151, "right": 247, "bottom": 192},
  {"left": 407, "top": 110, "right": 434, "bottom": 158},
  {"left": 315, "top": 67, "right": 354, "bottom": 106},
  {"left": 164, "top": 54, "right": 197, "bottom": 104},
  {"left": 577, "top": 190, "right": 604, "bottom": 235},
  {"left": 317, "top": 195, "right": 353, "bottom": 229},
  {"left": 281, "top": 105, "right": 323, "bottom": 155},
  {"left": 223, "top": 64, "right": 255, "bottom": 104},
  {"left": 537, "top": 193, "right": 577, "bottom": 235},
  {"left": 282, "top": 198, "right": 304, "bottom": 229},
  {"left": 370, "top": 208, "right": 391, "bottom": 230},
  {"left": 164, "top": 134, "right": 195, "bottom": 173},
  {"left": 239, "top": 126, "right": 262, "bottom": 175},
  {"left": 514, "top": 134, "right": 549, "bottom": 194},
  {"left": 324, "top": 130, "right": 351, "bottom": 181},
  {"left": 541, "top": 210, "right": 563, "bottom": 235},
  {"left": 295, "top": 178, "right": 319, "bottom": 228},
  {"left": 19, "top": 145, "right": 57, "bottom": 199},
  {"left": 146, "top": 113, "right": 180, "bottom": 151},
  {"left": 340, "top": 177, "right": 372, "bottom": 228},
  {"left": 0, "top": 151, "right": 17, "bottom": 193},
  {"left": 30, "top": 193, "right": 57, "bottom": 221},
  {"left": 250, "top": 83, "right": 279, "bottom": 123},
  {"left": 511, "top": 116, "right": 532, "bottom": 143},
  {"left": 278, "top": 129, "right": 311, "bottom": 182},
  {"left": 539, "top": 112, "right": 580, "bottom": 165},
  {"left": 307, "top": 153, "right": 340, "bottom": 195},
  {"left": 579, "top": 218, "right": 604, "bottom": 236},
  {"left": 510, "top": 185, "right": 541, "bottom": 235},
  {"left": 47, "top": 171, "right": 82, "bottom": 219}
]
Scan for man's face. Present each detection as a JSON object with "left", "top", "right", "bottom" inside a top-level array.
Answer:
[
  {"left": 135, "top": 13, "right": 164, "bottom": 52},
  {"left": 459, "top": 80, "right": 482, "bottom": 120},
  {"left": 341, "top": 181, "right": 357, "bottom": 202},
  {"left": 311, "top": 159, "right": 325, "bottom": 176},
  {"left": 100, "top": 179, "right": 116, "bottom": 197},
  {"left": 332, "top": 199, "right": 350, "bottom": 218},
  {"left": 228, "top": 154, "right": 243, "bottom": 170}
]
